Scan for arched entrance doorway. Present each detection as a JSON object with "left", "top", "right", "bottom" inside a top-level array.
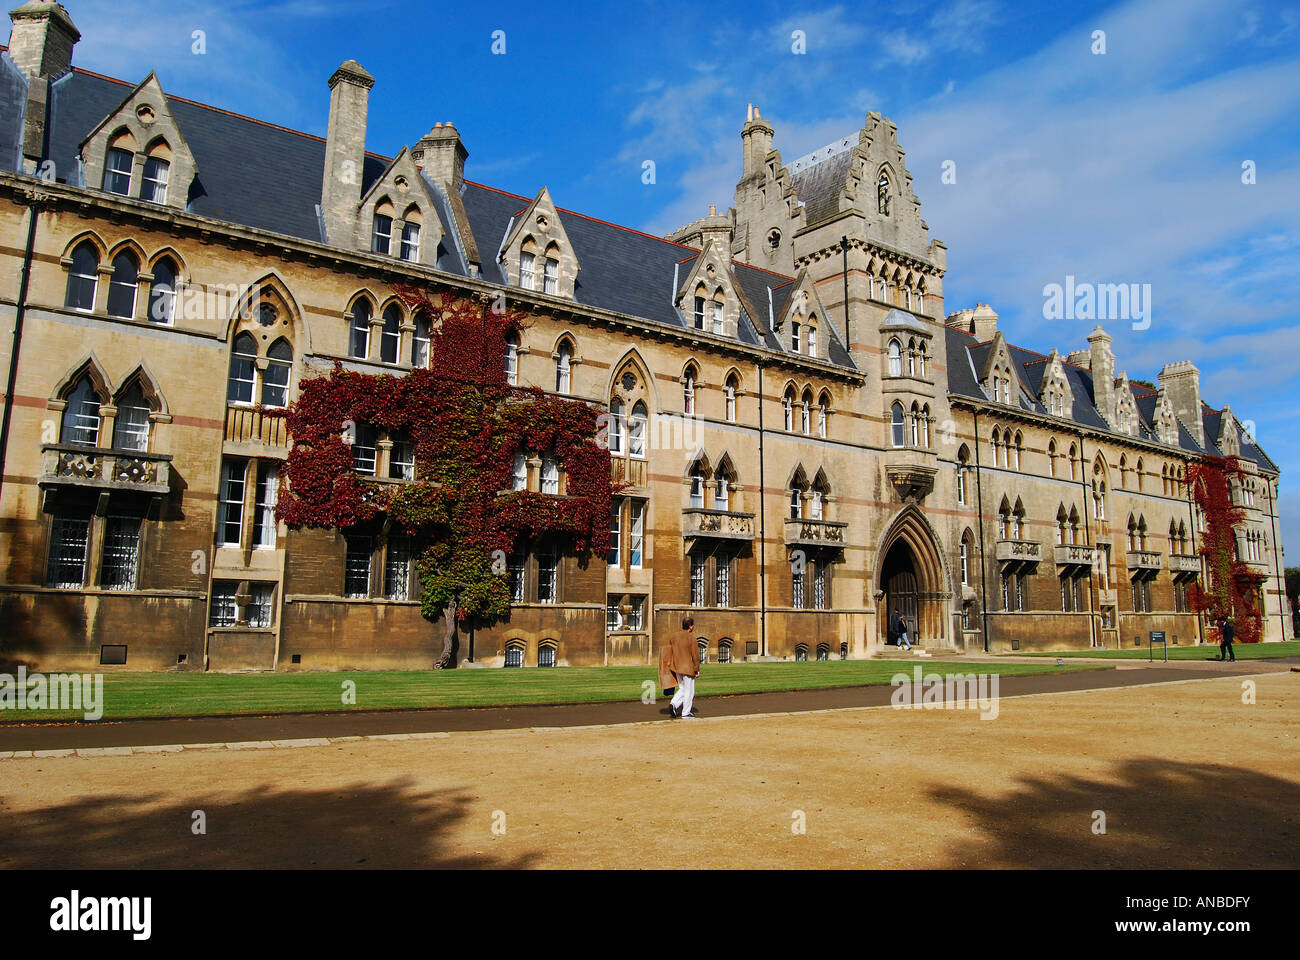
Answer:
[
  {"left": 882, "top": 541, "right": 918, "bottom": 645},
  {"left": 875, "top": 506, "right": 950, "bottom": 647}
]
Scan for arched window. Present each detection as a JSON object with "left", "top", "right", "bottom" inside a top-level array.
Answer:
[
  {"left": 1068, "top": 506, "right": 1080, "bottom": 544},
  {"left": 103, "top": 146, "right": 132, "bottom": 196},
  {"left": 693, "top": 284, "right": 707, "bottom": 330},
  {"left": 262, "top": 338, "right": 292, "bottom": 408},
  {"left": 991, "top": 427, "right": 1001, "bottom": 464},
  {"left": 541, "top": 453, "right": 560, "bottom": 494},
  {"left": 149, "top": 257, "right": 177, "bottom": 324},
  {"left": 111, "top": 382, "right": 151, "bottom": 452},
  {"left": 538, "top": 642, "right": 556, "bottom": 668},
  {"left": 1012, "top": 431, "right": 1023, "bottom": 471},
  {"left": 511, "top": 451, "right": 527, "bottom": 491},
  {"left": 718, "top": 639, "right": 732, "bottom": 663},
  {"left": 1135, "top": 457, "right": 1144, "bottom": 492},
  {"left": 1011, "top": 499, "right": 1025, "bottom": 539},
  {"left": 543, "top": 245, "right": 560, "bottom": 295},
  {"left": 921, "top": 404, "right": 932, "bottom": 448},
  {"left": 227, "top": 333, "right": 257, "bottom": 404},
  {"left": 817, "top": 392, "right": 830, "bottom": 438},
  {"left": 783, "top": 388, "right": 795, "bottom": 432},
  {"left": 380, "top": 304, "right": 401, "bottom": 365},
  {"left": 714, "top": 460, "right": 735, "bottom": 511},
  {"left": 65, "top": 242, "right": 100, "bottom": 312},
  {"left": 61, "top": 377, "right": 102, "bottom": 447},
  {"left": 400, "top": 208, "right": 421, "bottom": 262},
  {"left": 520, "top": 244, "right": 537, "bottom": 290},
  {"left": 960, "top": 530, "right": 974, "bottom": 584},
  {"left": 998, "top": 497, "right": 1011, "bottom": 539},
  {"left": 348, "top": 299, "right": 371, "bottom": 359},
  {"left": 888, "top": 338, "right": 902, "bottom": 376},
  {"left": 877, "top": 170, "right": 891, "bottom": 215},
  {"left": 807, "top": 321, "right": 818, "bottom": 356},
  {"left": 1069, "top": 443, "right": 1079, "bottom": 481},
  {"left": 683, "top": 366, "right": 696, "bottom": 415},
  {"left": 800, "top": 389, "right": 812, "bottom": 435},
  {"left": 141, "top": 155, "right": 170, "bottom": 204},
  {"left": 689, "top": 462, "right": 706, "bottom": 508},
  {"left": 107, "top": 251, "right": 139, "bottom": 318},
  {"left": 1056, "top": 505, "right": 1069, "bottom": 545},
  {"left": 608, "top": 398, "right": 625, "bottom": 454},
  {"left": 628, "top": 401, "right": 647, "bottom": 458},
  {"left": 413, "top": 312, "right": 432, "bottom": 369},
  {"left": 956, "top": 445, "right": 970, "bottom": 504},
  {"left": 1047, "top": 439, "right": 1057, "bottom": 477},
  {"left": 891, "top": 402, "right": 905, "bottom": 447},
  {"left": 504, "top": 643, "right": 524, "bottom": 668},
  {"left": 910, "top": 401, "right": 921, "bottom": 446},
  {"left": 724, "top": 374, "right": 738, "bottom": 422},
  {"left": 907, "top": 339, "right": 917, "bottom": 376},
  {"left": 918, "top": 342, "right": 928, "bottom": 377},
  {"left": 555, "top": 341, "right": 572, "bottom": 394},
  {"left": 371, "top": 208, "right": 393, "bottom": 255},
  {"left": 710, "top": 291, "right": 725, "bottom": 334},
  {"left": 1127, "top": 514, "right": 1138, "bottom": 551}
]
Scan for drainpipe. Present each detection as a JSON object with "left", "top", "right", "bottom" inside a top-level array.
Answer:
[
  {"left": 0, "top": 199, "right": 41, "bottom": 505},
  {"left": 1185, "top": 455, "right": 1204, "bottom": 646},
  {"left": 972, "top": 407, "right": 990, "bottom": 653},
  {"left": 757, "top": 361, "right": 767, "bottom": 657},
  {"left": 840, "top": 237, "right": 851, "bottom": 348},
  {"left": 1078, "top": 433, "right": 1097, "bottom": 649},
  {"left": 1265, "top": 475, "right": 1286, "bottom": 640}
]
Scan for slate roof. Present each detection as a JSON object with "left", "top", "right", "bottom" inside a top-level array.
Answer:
[
  {"left": 945, "top": 326, "right": 1275, "bottom": 471},
  {"left": 790, "top": 150, "right": 852, "bottom": 225}
]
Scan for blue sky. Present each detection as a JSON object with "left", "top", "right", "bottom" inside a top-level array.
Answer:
[{"left": 53, "top": 0, "right": 1300, "bottom": 559}]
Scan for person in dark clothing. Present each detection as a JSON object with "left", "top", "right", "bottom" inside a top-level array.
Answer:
[
  {"left": 1219, "top": 618, "right": 1236, "bottom": 662},
  {"left": 891, "top": 610, "right": 912, "bottom": 650}
]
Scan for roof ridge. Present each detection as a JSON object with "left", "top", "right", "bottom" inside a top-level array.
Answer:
[{"left": 69, "top": 65, "right": 393, "bottom": 161}]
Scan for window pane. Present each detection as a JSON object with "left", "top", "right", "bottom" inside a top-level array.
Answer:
[
  {"left": 345, "top": 536, "right": 372, "bottom": 597},
  {"left": 537, "top": 549, "right": 557, "bottom": 603},
  {"left": 371, "top": 214, "right": 392, "bottom": 254},
  {"left": 219, "top": 459, "right": 246, "bottom": 546},
  {"left": 141, "top": 157, "right": 169, "bottom": 204},
  {"left": 107, "top": 254, "right": 138, "bottom": 318},
  {"left": 209, "top": 582, "right": 239, "bottom": 626},
  {"left": 400, "top": 222, "right": 420, "bottom": 261},
  {"left": 351, "top": 423, "right": 377, "bottom": 474},
  {"left": 381, "top": 307, "right": 401, "bottom": 364},
  {"left": 47, "top": 514, "right": 90, "bottom": 588},
  {"left": 61, "top": 379, "right": 101, "bottom": 446},
  {"left": 349, "top": 301, "right": 371, "bottom": 358},
  {"left": 227, "top": 335, "right": 257, "bottom": 404},
  {"left": 385, "top": 536, "right": 411, "bottom": 600},
  {"left": 629, "top": 501, "right": 644, "bottom": 568},
  {"left": 149, "top": 259, "right": 176, "bottom": 323},
  {"left": 104, "top": 148, "right": 132, "bottom": 196},
  {"left": 252, "top": 462, "right": 280, "bottom": 548},
  {"left": 247, "top": 584, "right": 274, "bottom": 627},
  {"left": 111, "top": 388, "right": 150, "bottom": 451}
]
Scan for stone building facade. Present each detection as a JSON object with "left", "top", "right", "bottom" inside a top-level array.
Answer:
[{"left": 0, "top": 3, "right": 1288, "bottom": 671}]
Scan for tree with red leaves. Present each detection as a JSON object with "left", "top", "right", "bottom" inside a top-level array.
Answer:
[
  {"left": 1187, "top": 455, "right": 1262, "bottom": 643},
  {"left": 274, "top": 286, "right": 612, "bottom": 667}
]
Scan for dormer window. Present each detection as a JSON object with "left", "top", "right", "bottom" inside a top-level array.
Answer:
[
  {"left": 792, "top": 321, "right": 802, "bottom": 353},
  {"left": 543, "top": 255, "right": 559, "bottom": 295},
  {"left": 711, "top": 299, "right": 724, "bottom": 334},
  {"left": 104, "top": 148, "right": 132, "bottom": 196},
  {"left": 521, "top": 251, "right": 537, "bottom": 290},
  {"left": 693, "top": 295, "right": 706, "bottom": 330},
  {"left": 371, "top": 213, "right": 393, "bottom": 255},
  {"left": 141, "top": 156, "right": 169, "bottom": 204},
  {"left": 807, "top": 324, "right": 817, "bottom": 357},
  {"left": 400, "top": 221, "right": 421, "bottom": 262}
]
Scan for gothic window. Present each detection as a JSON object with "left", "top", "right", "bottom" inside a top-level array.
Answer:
[
  {"left": 414, "top": 312, "right": 432, "bottom": 369},
  {"left": 111, "top": 382, "right": 151, "bottom": 452},
  {"left": 784, "top": 387, "right": 796, "bottom": 432},
  {"left": 817, "top": 391, "right": 831, "bottom": 438},
  {"left": 141, "top": 155, "right": 170, "bottom": 204},
  {"left": 608, "top": 398, "right": 625, "bottom": 455},
  {"left": 103, "top": 147, "right": 132, "bottom": 196},
  {"left": 956, "top": 445, "right": 970, "bottom": 504},
  {"left": 683, "top": 364, "right": 697, "bottom": 415},
  {"left": 380, "top": 304, "right": 402, "bottom": 365},
  {"left": 555, "top": 340, "right": 572, "bottom": 394},
  {"left": 227, "top": 333, "right": 257, "bottom": 405},
  {"left": 65, "top": 242, "right": 100, "bottom": 312},
  {"left": 400, "top": 208, "right": 422, "bottom": 262},
  {"left": 371, "top": 210, "right": 393, "bottom": 255},
  {"left": 877, "top": 170, "right": 891, "bottom": 216},
  {"left": 107, "top": 251, "right": 139, "bottom": 319},
  {"left": 60, "top": 376, "right": 102, "bottom": 447},
  {"left": 520, "top": 249, "right": 537, "bottom": 290},
  {"left": 348, "top": 298, "right": 372, "bottom": 359},
  {"left": 543, "top": 244, "right": 560, "bottom": 295},
  {"left": 725, "top": 374, "right": 738, "bottom": 422},
  {"left": 891, "top": 402, "right": 905, "bottom": 448},
  {"left": 888, "top": 338, "right": 902, "bottom": 377},
  {"left": 149, "top": 256, "right": 177, "bottom": 324},
  {"left": 801, "top": 390, "right": 813, "bottom": 435},
  {"left": 629, "top": 401, "right": 647, "bottom": 458},
  {"left": 262, "top": 338, "right": 292, "bottom": 408}
]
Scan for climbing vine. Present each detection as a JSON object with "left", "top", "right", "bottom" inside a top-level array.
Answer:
[
  {"left": 274, "top": 285, "right": 613, "bottom": 665},
  {"left": 1187, "top": 455, "right": 1262, "bottom": 643}
]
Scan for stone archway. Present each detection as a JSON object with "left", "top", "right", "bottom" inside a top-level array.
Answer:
[{"left": 875, "top": 506, "right": 950, "bottom": 647}]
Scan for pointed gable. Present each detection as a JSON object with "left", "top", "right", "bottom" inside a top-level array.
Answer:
[
  {"left": 772, "top": 268, "right": 834, "bottom": 359},
  {"left": 1153, "top": 389, "right": 1179, "bottom": 445},
  {"left": 1038, "top": 349, "right": 1074, "bottom": 418},
  {"left": 979, "top": 331, "right": 1024, "bottom": 406},
  {"left": 356, "top": 146, "right": 442, "bottom": 266},
  {"left": 1113, "top": 372, "right": 1140, "bottom": 437},
  {"left": 1218, "top": 405, "right": 1242, "bottom": 457},
  {"left": 674, "top": 238, "right": 743, "bottom": 339},
  {"left": 79, "top": 72, "right": 196, "bottom": 210},
  {"left": 499, "top": 186, "right": 580, "bottom": 299}
]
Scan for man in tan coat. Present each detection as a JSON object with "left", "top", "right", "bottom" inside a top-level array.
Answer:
[{"left": 667, "top": 615, "right": 701, "bottom": 719}]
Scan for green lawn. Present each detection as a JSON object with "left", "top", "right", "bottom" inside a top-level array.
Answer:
[
  {"left": 2, "top": 659, "right": 1108, "bottom": 722},
  {"left": 1022, "top": 640, "right": 1300, "bottom": 661}
]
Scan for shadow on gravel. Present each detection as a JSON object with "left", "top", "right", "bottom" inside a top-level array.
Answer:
[
  {"left": 0, "top": 777, "right": 539, "bottom": 869},
  {"left": 929, "top": 758, "right": 1300, "bottom": 868}
]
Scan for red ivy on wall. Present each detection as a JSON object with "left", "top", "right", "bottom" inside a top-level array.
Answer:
[
  {"left": 274, "top": 286, "right": 613, "bottom": 659},
  {"left": 1187, "top": 455, "right": 1262, "bottom": 643}
]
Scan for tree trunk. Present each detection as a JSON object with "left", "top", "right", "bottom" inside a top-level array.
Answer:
[{"left": 434, "top": 601, "right": 458, "bottom": 669}]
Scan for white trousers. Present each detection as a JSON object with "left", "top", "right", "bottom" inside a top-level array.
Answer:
[{"left": 671, "top": 675, "right": 695, "bottom": 716}]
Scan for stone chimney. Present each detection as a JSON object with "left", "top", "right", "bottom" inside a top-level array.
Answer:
[
  {"left": 739, "top": 104, "right": 774, "bottom": 180},
  {"left": 7, "top": 0, "right": 78, "bottom": 79},
  {"left": 1158, "top": 360, "right": 1204, "bottom": 447},
  {"left": 319, "top": 59, "right": 373, "bottom": 246},
  {"left": 666, "top": 204, "right": 733, "bottom": 250},
  {"left": 7, "top": 1, "right": 79, "bottom": 171},
  {"left": 412, "top": 121, "right": 468, "bottom": 194},
  {"left": 945, "top": 303, "right": 998, "bottom": 341},
  {"left": 1088, "top": 326, "right": 1116, "bottom": 426}
]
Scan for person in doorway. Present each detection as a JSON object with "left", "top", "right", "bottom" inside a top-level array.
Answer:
[
  {"left": 892, "top": 610, "right": 912, "bottom": 650},
  {"left": 669, "top": 615, "right": 701, "bottom": 719},
  {"left": 1218, "top": 617, "right": 1236, "bottom": 662}
]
